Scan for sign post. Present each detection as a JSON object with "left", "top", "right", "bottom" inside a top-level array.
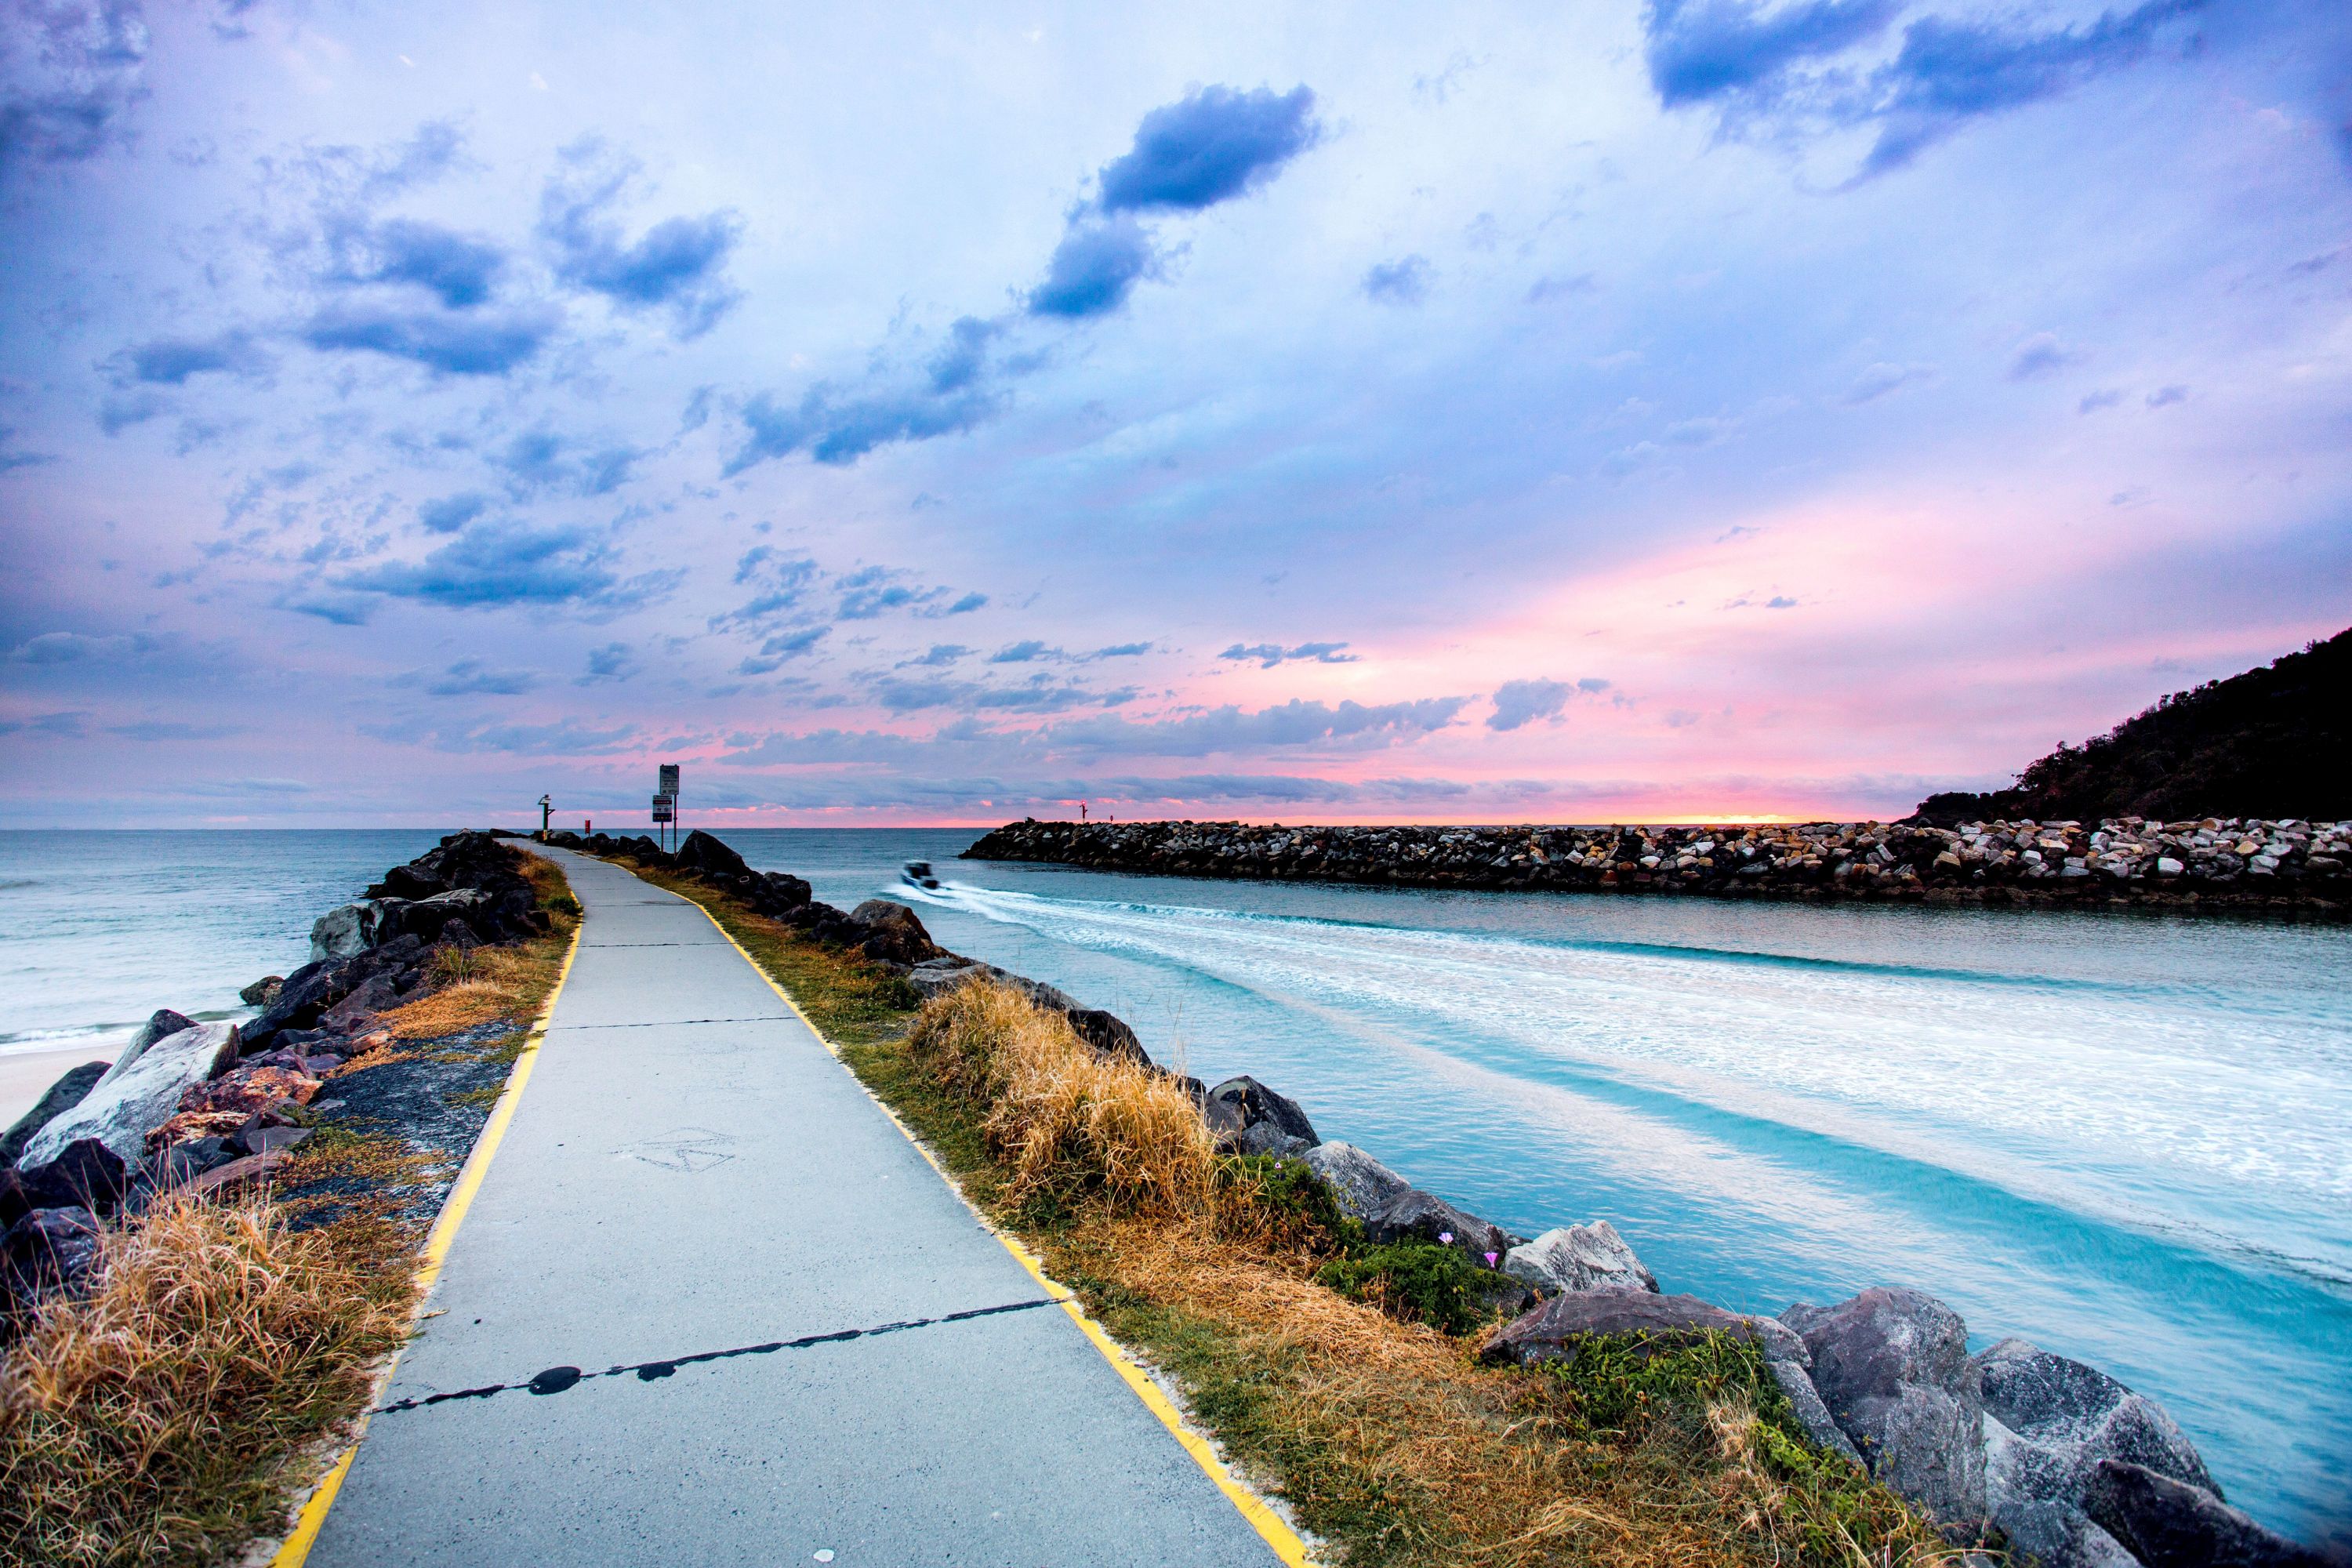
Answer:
[
  {"left": 654, "top": 764, "right": 682, "bottom": 851},
  {"left": 538, "top": 793, "right": 552, "bottom": 840}
]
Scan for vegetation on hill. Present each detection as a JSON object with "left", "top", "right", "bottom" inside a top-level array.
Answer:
[{"left": 1914, "top": 626, "right": 2351, "bottom": 826}]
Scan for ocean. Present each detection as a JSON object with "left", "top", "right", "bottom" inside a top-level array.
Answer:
[{"left": 3, "top": 826, "right": 2347, "bottom": 1548}]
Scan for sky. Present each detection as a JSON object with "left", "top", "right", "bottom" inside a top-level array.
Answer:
[{"left": 2, "top": 0, "right": 2347, "bottom": 829}]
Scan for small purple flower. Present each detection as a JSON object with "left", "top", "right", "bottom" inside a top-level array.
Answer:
[
  {"left": 1484, "top": 1251, "right": 1498, "bottom": 1267},
  {"left": 1438, "top": 1231, "right": 1454, "bottom": 1244}
]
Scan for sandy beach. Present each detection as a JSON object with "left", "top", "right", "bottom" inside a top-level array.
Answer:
[{"left": 2, "top": 1045, "right": 111, "bottom": 1134}]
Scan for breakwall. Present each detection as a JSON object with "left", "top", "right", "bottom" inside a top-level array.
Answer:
[{"left": 963, "top": 817, "right": 2352, "bottom": 916}]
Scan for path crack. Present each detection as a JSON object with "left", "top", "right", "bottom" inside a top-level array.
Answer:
[{"left": 372, "top": 1298, "right": 1058, "bottom": 1415}]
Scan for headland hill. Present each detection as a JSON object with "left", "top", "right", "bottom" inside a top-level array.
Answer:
[{"left": 966, "top": 626, "right": 2352, "bottom": 918}]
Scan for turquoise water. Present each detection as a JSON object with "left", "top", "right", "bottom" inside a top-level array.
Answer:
[{"left": 2, "top": 827, "right": 2346, "bottom": 1548}]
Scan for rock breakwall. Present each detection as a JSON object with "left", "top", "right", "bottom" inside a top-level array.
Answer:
[{"left": 964, "top": 816, "right": 2352, "bottom": 916}]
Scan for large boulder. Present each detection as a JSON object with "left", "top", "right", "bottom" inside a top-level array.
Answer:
[
  {"left": 848, "top": 899, "right": 943, "bottom": 966},
  {"left": 1482, "top": 1286, "right": 1807, "bottom": 1367},
  {"left": 310, "top": 899, "right": 387, "bottom": 961},
  {"left": 394, "top": 888, "right": 495, "bottom": 942},
  {"left": 101, "top": 1008, "right": 197, "bottom": 1084},
  {"left": 1504, "top": 1221, "right": 1660, "bottom": 1295},
  {"left": 1771, "top": 1359, "right": 1867, "bottom": 1468},
  {"left": 20, "top": 1138, "right": 132, "bottom": 1214},
  {"left": 16, "top": 1022, "right": 240, "bottom": 1170},
  {"left": 367, "top": 862, "right": 448, "bottom": 900},
  {"left": 673, "top": 829, "right": 750, "bottom": 879},
  {"left": 0, "top": 1203, "right": 100, "bottom": 1313},
  {"left": 1368, "top": 1189, "right": 1519, "bottom": 1266},
  {"left": 1975, "top": 1338, "right": 2215, "bottom": 1496},
  {"left": 0, "top": 1060, "right": 112, "bottom": 1167},
  {"left": 238, "top": 975, "right": 284, "bottom": 1007},
  {"left": 1203, "top": 1075, "right": 1320, "bottom": 1156},
  {"left": 2082, "top": 1460, "right": 2329, "bottom": 1567},
  {"left": 1303, "top": 1141, "right": 1411, "bottom": 1223},
  {"left": 754, "top": 871, "right": 813, "bottom": 913},
  {"left": 1985, "top": 1417, "right": 2140, "bottom": 1567},
  {"left": 1782, "top": 1287, "right": 1986, "bottom": 1525}
]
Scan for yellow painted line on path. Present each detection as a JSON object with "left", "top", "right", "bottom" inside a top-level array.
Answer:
[
  {"left": 681, "top": 887, "right": 1317, "bottom": 1568},
  {"left": 271, "top": 906, "right": 583, "bottom": 1568}
]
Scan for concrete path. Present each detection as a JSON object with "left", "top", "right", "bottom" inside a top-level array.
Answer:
[{"left": 307, "top": 846, "right": 1284, "bottom": 1567}]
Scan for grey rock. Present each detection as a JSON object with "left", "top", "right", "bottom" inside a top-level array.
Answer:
[
  {"left": 1301, "top": 1141, "right": 1410, "bottom": 1222},
  {"left": 103, "top": 1007, "right": 199, "bottom": 1085},
  {"left": 1771, "top": 1358, "right": 1866, "bottom": 1468},
  {"left": 1482, "top": 1286, "right": 1805, "bottom": 1367},
  {"left": 310, "top": 899, "right": 388, "bottom": 961},
  {"left": 2084, "top": 1460, "right": 2328, "bottom": 1567},
  {"left": 1975, "top": 1337, "right": 2216, "bottom": 1497},
  {"left": 1203, "top": 1076, "right": 1319, "bottom": 1155},
  {"left": 1, "top": 1203, "right": 100, "bottom": 1312},
  {"left": 1783, "top": 1287, "right": 1985, "bottom": 1525},
  {"left": 0, "top": 1060, "right": 111, "bottom": 1167},
  {"left": 238, "top": 975, "right": 285, "bottom": 1007},
  {"left": 1985, "top": 1416, "right": 2140, "bottom": 1568},
  {"left": 321, "top": 972, "right": 404, "bottom": 1033},
  {"left": 16, "top": 1021, "right": 240, "bottom": 1170},
  {"left": 1367, "top": 1189, "right": 1516, "bottom": 1264},
  {"left": 1503, "top": 1221, "right": 1660, "bottom": 1295},
  {"left": 907, "top": 960, "right": 987, "bottom": 1000},
  {"left": 21, "top": 1138, "right": 131, "bottom": 1214}
]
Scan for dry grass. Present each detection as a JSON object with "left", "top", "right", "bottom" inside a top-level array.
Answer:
[
  {"left": 0, "top": 1196, "right": 417, "bottom": 1568},
  {"left": 0, "top": 846, "right": 583, "bottom": 1567},
  {"left": 908, "top": 979, "right": 1216, "bottom": 1216},
  {"left": 607, "top": 865, "right": 1977, "bottom": 1568},
  {"left": 379, "top": 859, "right": 578, "bottom": 1040}
]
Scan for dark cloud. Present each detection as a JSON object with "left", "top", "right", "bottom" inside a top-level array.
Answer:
[
  {"left": 350, "top": 219, "right": 506, "bottom": 308},
  {"left": 929, "top": 315, "right": 1000, "bottom": 392},
  {"left": 1095, "top": 85, "right": 1320, "bottom": 213},
  {"left": 423, "top": 658, "right": 535, "bottom": 695},
  {"left": 901, "top": 644, "right": 971, "bottom": 668},
  {"left": 1363, "top": 256, "right": 1432, "bottom": 305},
  {"left": 1860, "top": 0, "right": 2204, "bottom": 175},
  {"left": 711, "top": 546, "right": 822, "bottom": 629},
  {"left": 729, "top": 380, "right": 997, "bottom": 470},
  {"left": 2008, "top": 332, "right": 2083, "bottom": 380},
  {"left": 362, "top": 716, "right": 641, "bottom": 756},
  {"left": 2078, "top": 388, "right": 2122, "bottom": 414},
  {"left": 731, "top": 83, "right": 1319, "bottom": 474},
  {"left": 0, "top": 423, "right": 53, "bottom": 470},
  {"left": 113, "top": 329, "right": 269, "bottom": 386},
  {"left": 7, "top": 630, "right": 157, "bottom": 662},
  {"left": 497, "top": 430, "right": 640, "bottom": 495},
  {"left": 1526, "top": 272, "right": 1598, "bottom": 303},
  {"left": 1842, "top": 361, "right": 1933, "bottom": 404},
  {"left": 869, "top": 673, "right": 1131, "bottom": 715},
  {"left": 340, "top": 520, "right": 674, "bottom": 612},
  {"left": 991, "top": 639, "right": 1056, "bottom": 662},
  {"left": 1643, "top": 0, "right": 1896, "bottom": 107},
  {"left": 1488, "top": 677, "right": 1572, "bottom": 731},
  {"left": 1218, "top": 641, "right": 1359, "bottom": 668},
  {"left": 1091, "top": 642, "right": 1151, "bottom": 658},
  {"left": 418, "top": 492, "right": 488, "bottom": 533},
  {"left": 578, "top": 642, "right": 637, "bottom": 684},
  {"left": 2146, "top": 384, "right": 2187, "bottom": 408},
  {"left": 0, "top": 0, "right": 150, "bottom": 173},
  {"left": 737, "top": 625, "right": 829, "bottom": 675},
  {"left": 0, "top": 710, "right": 89, "bottom": 735},
  {"left": 1643, "top": 0, "right": 2204, "bottom": 179},
  {"left": 1047, "top": 696, "right": 1465, "bottom": 757},
  {"left": 104, "top": 719, "right": 240, "bottom": 740},
  {"left": 300, "top": 302, "right": 559, "bottom": 376},
  {"left": 945, "top": 593, "right": 988, "bottom": 614},
  {"left": 541, "top": 143, "right": 742, "bottom": 338},
  {"left": 1029, "top": 216, "right": 1159, "bottom": 319}
]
